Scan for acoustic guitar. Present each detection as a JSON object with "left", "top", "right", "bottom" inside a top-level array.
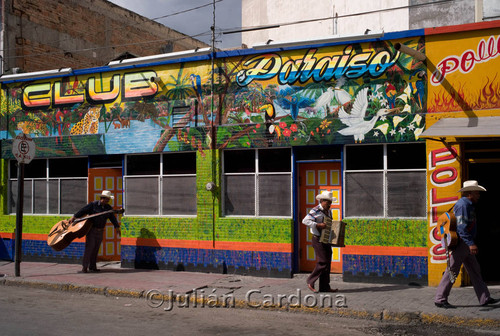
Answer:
[
  {"left": 437, "top": 210, "right": 458, "bottom": 283},
  {"left": 437, "top": 211, "right": 458, "bottom": 248},
  {"left": 47, "top": 208, "right": 124, "bottom": 251}
]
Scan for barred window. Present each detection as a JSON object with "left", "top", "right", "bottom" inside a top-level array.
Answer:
[
  {"left": 223, "top": 148, "right": 292, "bottom": 217},
  {"left": 9, "top": 158, "right": 88, "bottom": 215},
  {"left": 124, "top": 152, "right": 196, "bottom": 216},
  {"left": 345, "top": 143, "right": 426, "bottom": 218}
]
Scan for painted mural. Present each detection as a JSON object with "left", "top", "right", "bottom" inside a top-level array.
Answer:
[
  {"left": 1, "top": 36, "right": 426, "bottom": 159},
  {"left": 223, "top": 39, "right": 426, "bottom": 148}
]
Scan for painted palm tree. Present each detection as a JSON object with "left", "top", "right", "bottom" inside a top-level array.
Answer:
[{"left": 164, "top": 65, "right": 196, "bottom": 101}]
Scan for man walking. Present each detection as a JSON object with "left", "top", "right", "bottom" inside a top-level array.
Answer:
[
  {"left": 302, "top": 190, "right": 338, "bottom": 293},
  {"left": 435, "top": 180, "right": 499, "bottom": 308}
]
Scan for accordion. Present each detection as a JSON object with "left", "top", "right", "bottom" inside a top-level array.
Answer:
[{"left": 319, "top": 217, "right": 346, "bottom": 247}]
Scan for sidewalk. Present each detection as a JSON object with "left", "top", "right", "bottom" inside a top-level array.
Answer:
[{"left": 1, "top": 260, "right": 499, "bottom": 329}]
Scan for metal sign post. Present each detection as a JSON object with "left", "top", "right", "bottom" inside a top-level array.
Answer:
[
  {"left": 12, "top": 133, "right": 35, "bottom": 277},
  {"left": 15, "top": 162, "right": 24, "bottom": 277}
]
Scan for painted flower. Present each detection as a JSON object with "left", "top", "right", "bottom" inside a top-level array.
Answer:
[
  {"left": 256, "top": 123, "right": 261, "bottom": 128},
  {"left": 402, "top": 104, "right": 411, "bottom": 113},
  {"left": 412, "top": 114, "right": 422, "bottom": 126},
  {"left": 414, "top": 127, "right": 424, "bottom": 139},
  {"left": 320, "top": 120, "right": 332, "bottom": 130},
  {"left": 398, "top": 127, "right": 406, "bottom": 135},
  {"left": 290, "top": 124, "right": 298, "bottom": 132},
  {"left": 393, "top": 115, "right": 407, "bottom": 128},
  {"left": 375, "top": 123, "right": 389, "bottom": 135},
  {"left": 279, "top": 121, "right": 287, "bottom": 128},
  {"left": 390, "top": 129, "right": 397, "bottom": 136},
  {"left": 283, "top": 128, "right": 291, "bottom": 137}
]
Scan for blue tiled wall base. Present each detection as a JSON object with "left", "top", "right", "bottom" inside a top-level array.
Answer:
[
  {"left": 0, "top": 238, "right": 14, "bottom": 260},
  {"left": 343, "top": 254, "right": 428, "bottom": 286},
  {"left": 21, "top": 239, "right": 85, "bottom": 264},
  {"left": 122, "top": 245, "right": 293, "bottom": 278}
]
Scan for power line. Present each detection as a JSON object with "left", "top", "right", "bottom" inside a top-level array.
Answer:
[
  {"left": 150, "top": 0, "right": 223, "bottom": 22},
  {"left": 2, "top": 31, "right": 213, "bottom": 61},
  {"left": 2, "top": 0, "right": 455, "bottom": 62},
  {"left": 0, "top": 0, "right": 224, "bottom": 58},
  {"left": 222, "top": 0, "right": 454, "bottom": 34}
]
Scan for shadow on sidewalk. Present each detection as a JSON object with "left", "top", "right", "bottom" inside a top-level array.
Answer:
[
  {"left": 454, "top": 304, "right": 500, "bottom": 311},
  {"left": 339, "top": 284, "right": 425, "bottom": 293}
]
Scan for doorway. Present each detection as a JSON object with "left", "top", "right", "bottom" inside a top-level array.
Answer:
[
  {"left": 464, "top": 140, "right": 500, "bottom": 282},
  {"left": 88, "top": 168, "right": 123, "bottom": 262},
  {"left": 298, "top": 162, "right": 343, "bottom": 273}
]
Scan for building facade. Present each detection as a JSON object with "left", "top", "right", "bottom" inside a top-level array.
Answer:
[
  {"left": 1, "top": 20, "right": 499, "bottom": 285},
  {"left": 241, "top": 0, "right": 497, "bottom": 47}
]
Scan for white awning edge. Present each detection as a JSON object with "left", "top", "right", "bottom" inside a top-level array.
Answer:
[{"left": 420, "top": 116, "right": 500, "bottom": 138}]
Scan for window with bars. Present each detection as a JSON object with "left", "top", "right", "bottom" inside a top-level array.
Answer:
[
  {"left": 223, "top": 148, "right": 292, "bottom": 217},
  {"left": 124, "top": 152, "right": 196, "bottom": 216},
  {"left": 344, "top": 143, "right": 426, "bottom": 218},
  {"left": 9, "top": 158, "right": 88, "bottom": 215}
]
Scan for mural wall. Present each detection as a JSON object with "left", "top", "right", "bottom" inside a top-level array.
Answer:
[
  {"left": 1, "top": 34, "right": 426, "bottom": 157},
  {"left": 0, "top": 29, "right": 431, "bottom": 279}
]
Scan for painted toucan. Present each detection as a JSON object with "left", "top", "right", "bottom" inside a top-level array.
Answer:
[{"left": 260, "top": 103, "right": 276, "bottom": 145}]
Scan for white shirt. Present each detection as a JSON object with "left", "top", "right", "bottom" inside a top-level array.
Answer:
[{"left": 302, "top": 204, "right": 332, "bottom": 236}]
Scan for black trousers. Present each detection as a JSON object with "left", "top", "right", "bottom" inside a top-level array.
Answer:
[
  {"left": 82, "top": 227, "right": 104, "bottom": 270},
  {"left": 307, "top": 235, "right": 332, "bottom": 291}
]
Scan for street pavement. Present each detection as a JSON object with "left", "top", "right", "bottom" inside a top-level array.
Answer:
[{"left": 1, "top": 260, "right": 499, "bottom": 329}]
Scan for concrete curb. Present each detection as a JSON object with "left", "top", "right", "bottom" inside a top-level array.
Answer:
[{"left": 1, "top": 277, "right": 499, "bottom": 330}]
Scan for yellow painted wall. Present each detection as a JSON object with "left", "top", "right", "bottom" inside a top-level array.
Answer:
[{"left": 425, "top": 23, "right": 500, "bottom": 286}]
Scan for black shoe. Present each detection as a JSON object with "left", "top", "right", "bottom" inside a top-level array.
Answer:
[
  {"left": 89, "top": 268, "right": 100, "bottom": 273},
  {"left": 482, "top": 298, "right": 500, "bottom": 306},
  {"left": 435, "top": 301, "right": 455, "bottom": 309},
  {"left": 79, "top": 268, "right": 88, "bottom": 273}
]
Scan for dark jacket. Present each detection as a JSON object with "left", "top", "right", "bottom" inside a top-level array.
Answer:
[{"left": 74, "top": 200, "right": 119, "bottom": 229}]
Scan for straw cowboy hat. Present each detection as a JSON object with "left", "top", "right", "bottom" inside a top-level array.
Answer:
[
  {"left": 98, "top": 190, "right": 114, "bottom": 199},
  {"left": 316, "top": 191, "right": 337, "bottom": 202},
  {"left": 458, "top": 180, "right": 487, "bottom": 193}
]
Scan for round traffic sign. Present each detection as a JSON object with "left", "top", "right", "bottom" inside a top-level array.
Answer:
[{"left": 12, "top": 133, "right": 36, "bottom": 164}]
